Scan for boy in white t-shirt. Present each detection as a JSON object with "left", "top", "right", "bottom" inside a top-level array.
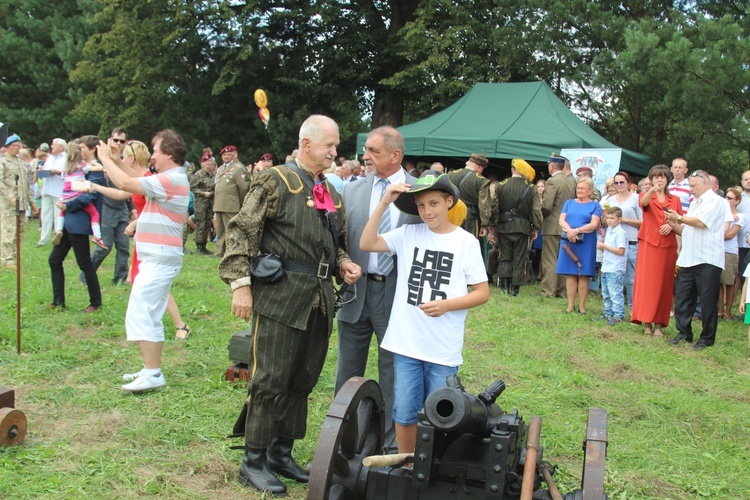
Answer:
[
  {"left": 360, "top": 170, "right": 489, "bottom": 455},
  {"left": 596, "top": 207, "right": 628, "bottom": 325}
]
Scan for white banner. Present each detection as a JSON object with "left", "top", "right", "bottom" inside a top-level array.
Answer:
[{"left": 560, "top": 148, "right": 623, "bottom": 195}]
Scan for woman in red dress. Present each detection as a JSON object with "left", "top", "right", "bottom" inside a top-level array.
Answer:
[{"left": 630, "top": 165, "right": 683, "bottom": 336}]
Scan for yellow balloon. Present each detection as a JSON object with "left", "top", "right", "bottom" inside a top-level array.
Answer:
[{"left": 254, "top": 89, "right": 268, "bottom": 108}]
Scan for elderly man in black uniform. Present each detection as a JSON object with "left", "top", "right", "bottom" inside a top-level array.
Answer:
[
  {"left": 490, "top": 159, "right": 542, "bottom": 296},
  {"left": 219, "top": 115, "right": 361, "bottom": 495}
]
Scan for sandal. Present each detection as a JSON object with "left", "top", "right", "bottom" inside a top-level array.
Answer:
[
  {"left": 175, "top": 324, "right": 191, "bottom": 340},
  {"left": 654, "top": 328, "right": 664, "bottom": 337},
  {"left": 644, "top": 324, "right": 653, "bottom": 335}
]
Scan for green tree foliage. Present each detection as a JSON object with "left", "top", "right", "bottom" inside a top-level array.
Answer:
[
  {"left": 3, "top": 0, "right": 748, "bottom": 175},
  {"left": 0, "top": 0, "right": 101, "bottom": 146}
]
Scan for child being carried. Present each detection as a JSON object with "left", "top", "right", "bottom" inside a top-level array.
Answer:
[{"left": 52, "top": 141, "right": 107, "bottom": 249}]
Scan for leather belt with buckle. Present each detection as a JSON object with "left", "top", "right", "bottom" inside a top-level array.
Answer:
[
  {"left": 628, "top": 241, "right": 638, "bottom": 246},
  {"left": 367, "top": 273, "right": 386, "bottom": 283},
  {"left": 282, "top": 259, "right": 333, "bottom": 280}
]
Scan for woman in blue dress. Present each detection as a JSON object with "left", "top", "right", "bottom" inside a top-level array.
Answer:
[{"left": 557, "top": 178, "right": 602, "bottom": 314}]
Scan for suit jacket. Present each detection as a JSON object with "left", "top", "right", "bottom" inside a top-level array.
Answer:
[
  {"left": 337, "top": 170, "right": 420, "bottom": 323},
  {"left": 541, "top": 172, "right": 575, "bottom": 236}
]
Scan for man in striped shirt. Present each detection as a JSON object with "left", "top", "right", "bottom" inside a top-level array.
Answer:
[
  {"left": 96, "top": 130, "right": 190, "bottom": 392},
  {"left": 669, "top": 158, "right": 693, "bottom": 212}
]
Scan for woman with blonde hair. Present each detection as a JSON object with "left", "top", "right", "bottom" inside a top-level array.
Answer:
[{"left": 556, "top": 178, "right": 602, "bottom": 314}]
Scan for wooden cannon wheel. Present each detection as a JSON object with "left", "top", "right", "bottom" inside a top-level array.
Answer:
[
  {"left": 307, "top": 377, "right": 385, "bottom": 500},
  {"left": 0, "top": 407, "right": 27, "bottom": 447}
]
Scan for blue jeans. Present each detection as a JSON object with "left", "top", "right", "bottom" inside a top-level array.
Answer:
[
  {"left": 602, "top": 271, "right": 625, "bottom": 320},
  {"left": 392, "top": 353, "right": 457, "bottom": 425},
  {"left": 625, "top": 244, "right": 637, "bottom": 310}
]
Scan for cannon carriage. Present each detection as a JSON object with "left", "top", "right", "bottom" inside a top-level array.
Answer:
[{"left": 308, "top": 377, "right": 607, "bottom": 500}]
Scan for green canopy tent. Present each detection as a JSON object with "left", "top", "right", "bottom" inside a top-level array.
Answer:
[{"left": 356, "top": 82, "right": 651, "bottom": 175}]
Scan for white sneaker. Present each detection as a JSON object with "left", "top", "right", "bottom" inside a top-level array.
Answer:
[
  {"left": 121, "top": 372, "right": 166, "bottom": 392},
  {"left": 122, "top": 367, "right": 145, "bottom": 382}
]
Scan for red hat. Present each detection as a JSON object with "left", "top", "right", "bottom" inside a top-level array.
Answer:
[
  {"left": 260, "top": 153, "right": 273, "bottom": 162},
  {"left": 201, "top": 152, "right": 213, "bottom": 163},
  {"left": 220, "top": 145, "right": 237, "bottom": 155},
  {"left": 576, "top": 166, "right": 593, "bottom": 175}
]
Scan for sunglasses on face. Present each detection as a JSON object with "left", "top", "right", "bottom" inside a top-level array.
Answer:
[
  {"left": 614, "top": 181, "right": 627, "bottom": 185},
  {"left": 112, "top": 138, "right": 127, "bottom": 144}
]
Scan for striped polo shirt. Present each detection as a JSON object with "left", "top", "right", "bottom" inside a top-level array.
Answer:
[
  {"left": 135, "top": 166, "right": 190, "bottom": 265},
  {"left": 668, "top": 178, "right": 693, "bottom": 212}
]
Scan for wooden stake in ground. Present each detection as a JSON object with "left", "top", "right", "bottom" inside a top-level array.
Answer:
[{"left": 14, "top": 173, "right": 22, "bottom": 355}]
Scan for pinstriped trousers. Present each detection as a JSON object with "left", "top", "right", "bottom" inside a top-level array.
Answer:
[{"left": 244, "top": 307, "right": 330, "bottom": 449}]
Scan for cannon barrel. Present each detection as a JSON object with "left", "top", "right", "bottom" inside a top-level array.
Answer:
[{"left": 423, "top": 380, "right": 506, "bottom": 435}]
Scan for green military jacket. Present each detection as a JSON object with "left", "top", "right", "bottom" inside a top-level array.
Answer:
[
  {"left": 190, "top": 169, "right": 215, "bottom": 209},
  {"left": 218, "top": 163, "right": 351, "bottom": 332}
]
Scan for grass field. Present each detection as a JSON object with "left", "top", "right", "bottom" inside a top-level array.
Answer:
[{"left": 1, "top": 221, "right": 749, "bottom": 499}]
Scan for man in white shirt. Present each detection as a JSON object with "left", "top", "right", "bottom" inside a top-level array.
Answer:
[
  {"left": 37, "top": 138, "right": 66, "bottom": 247},
  {"left": 665, "top": 170, "right": 726, "bottom": 350}
]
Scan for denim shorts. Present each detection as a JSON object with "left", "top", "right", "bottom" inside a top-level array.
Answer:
[{"left": 392, "top": 353, "right": 457, "bottom": 425}]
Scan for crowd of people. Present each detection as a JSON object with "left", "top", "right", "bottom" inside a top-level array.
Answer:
[{"left": 2, "top": 121, "right": 749, "bottom": 494}]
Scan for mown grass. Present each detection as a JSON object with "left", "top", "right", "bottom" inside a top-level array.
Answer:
[{"left": 1, "top": 220, "right": 749, "bottom": 499}]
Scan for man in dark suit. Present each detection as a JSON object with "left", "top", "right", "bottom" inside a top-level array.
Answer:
[
  {"left": 219, "top": 115, "right": 361, "bottom": 495},
  {"left": 540, "top": 155, "right": 575, "bottom": 298},
  {"left": 336, "top": 126, "right": 419, "bottom": 453},
  {"left": 491, "top": 159, "right": 542, "bottom": 296}
]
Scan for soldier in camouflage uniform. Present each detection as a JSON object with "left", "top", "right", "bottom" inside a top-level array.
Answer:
[
  {"left": 490, "top": 159, "right": 543, "bottom": 296},
  {"left": 190, "top": 153, "right": 215, "bottom": 254},
  {"left": 0, "top": 134, "right": 36, "bottom": 270},
  {"left": 219, "top": 115, "right": 361, "bottom": 495}
]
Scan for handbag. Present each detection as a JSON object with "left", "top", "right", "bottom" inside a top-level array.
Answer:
[
  {"left": 250, "top": 253, "right": 285, "bottom": 284},
  {"left": 561, "top": 230, "right": 584, "bottom": 242}
]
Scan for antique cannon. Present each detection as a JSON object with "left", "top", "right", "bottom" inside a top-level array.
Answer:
[{"left": 308, "top": 377, "right": 607, "bottom": 500}]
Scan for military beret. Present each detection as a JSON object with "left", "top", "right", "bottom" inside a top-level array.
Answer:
[
  {"left": 220, "top": 145, "right": 237, "bottom": 154},
  {"left": 5, "top": 134, "right": 21, "bottom": 147}
]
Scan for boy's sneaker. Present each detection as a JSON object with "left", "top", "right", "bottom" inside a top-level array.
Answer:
[
  {"left": 121, "top": 372, "right": 166, "bottom": 392},
  {"left": 92, "top": 236, "right": 108, "bottom": 250},
  {"left": 122, "top": 368, "right": 145, "bottom": 382},
  {"left": 607, "top": 317, "right": 622, "bottom": 326},
  {"left": 52, "top": 232, "right": 63, "bottom": 246}
]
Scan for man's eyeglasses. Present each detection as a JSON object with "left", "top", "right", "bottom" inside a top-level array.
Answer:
[
  {"left": 614, "top": 181, "right": 627, "bottom": 185},
  {"left": 112, "top": 138, "right": 127, "bottom": 144}
]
